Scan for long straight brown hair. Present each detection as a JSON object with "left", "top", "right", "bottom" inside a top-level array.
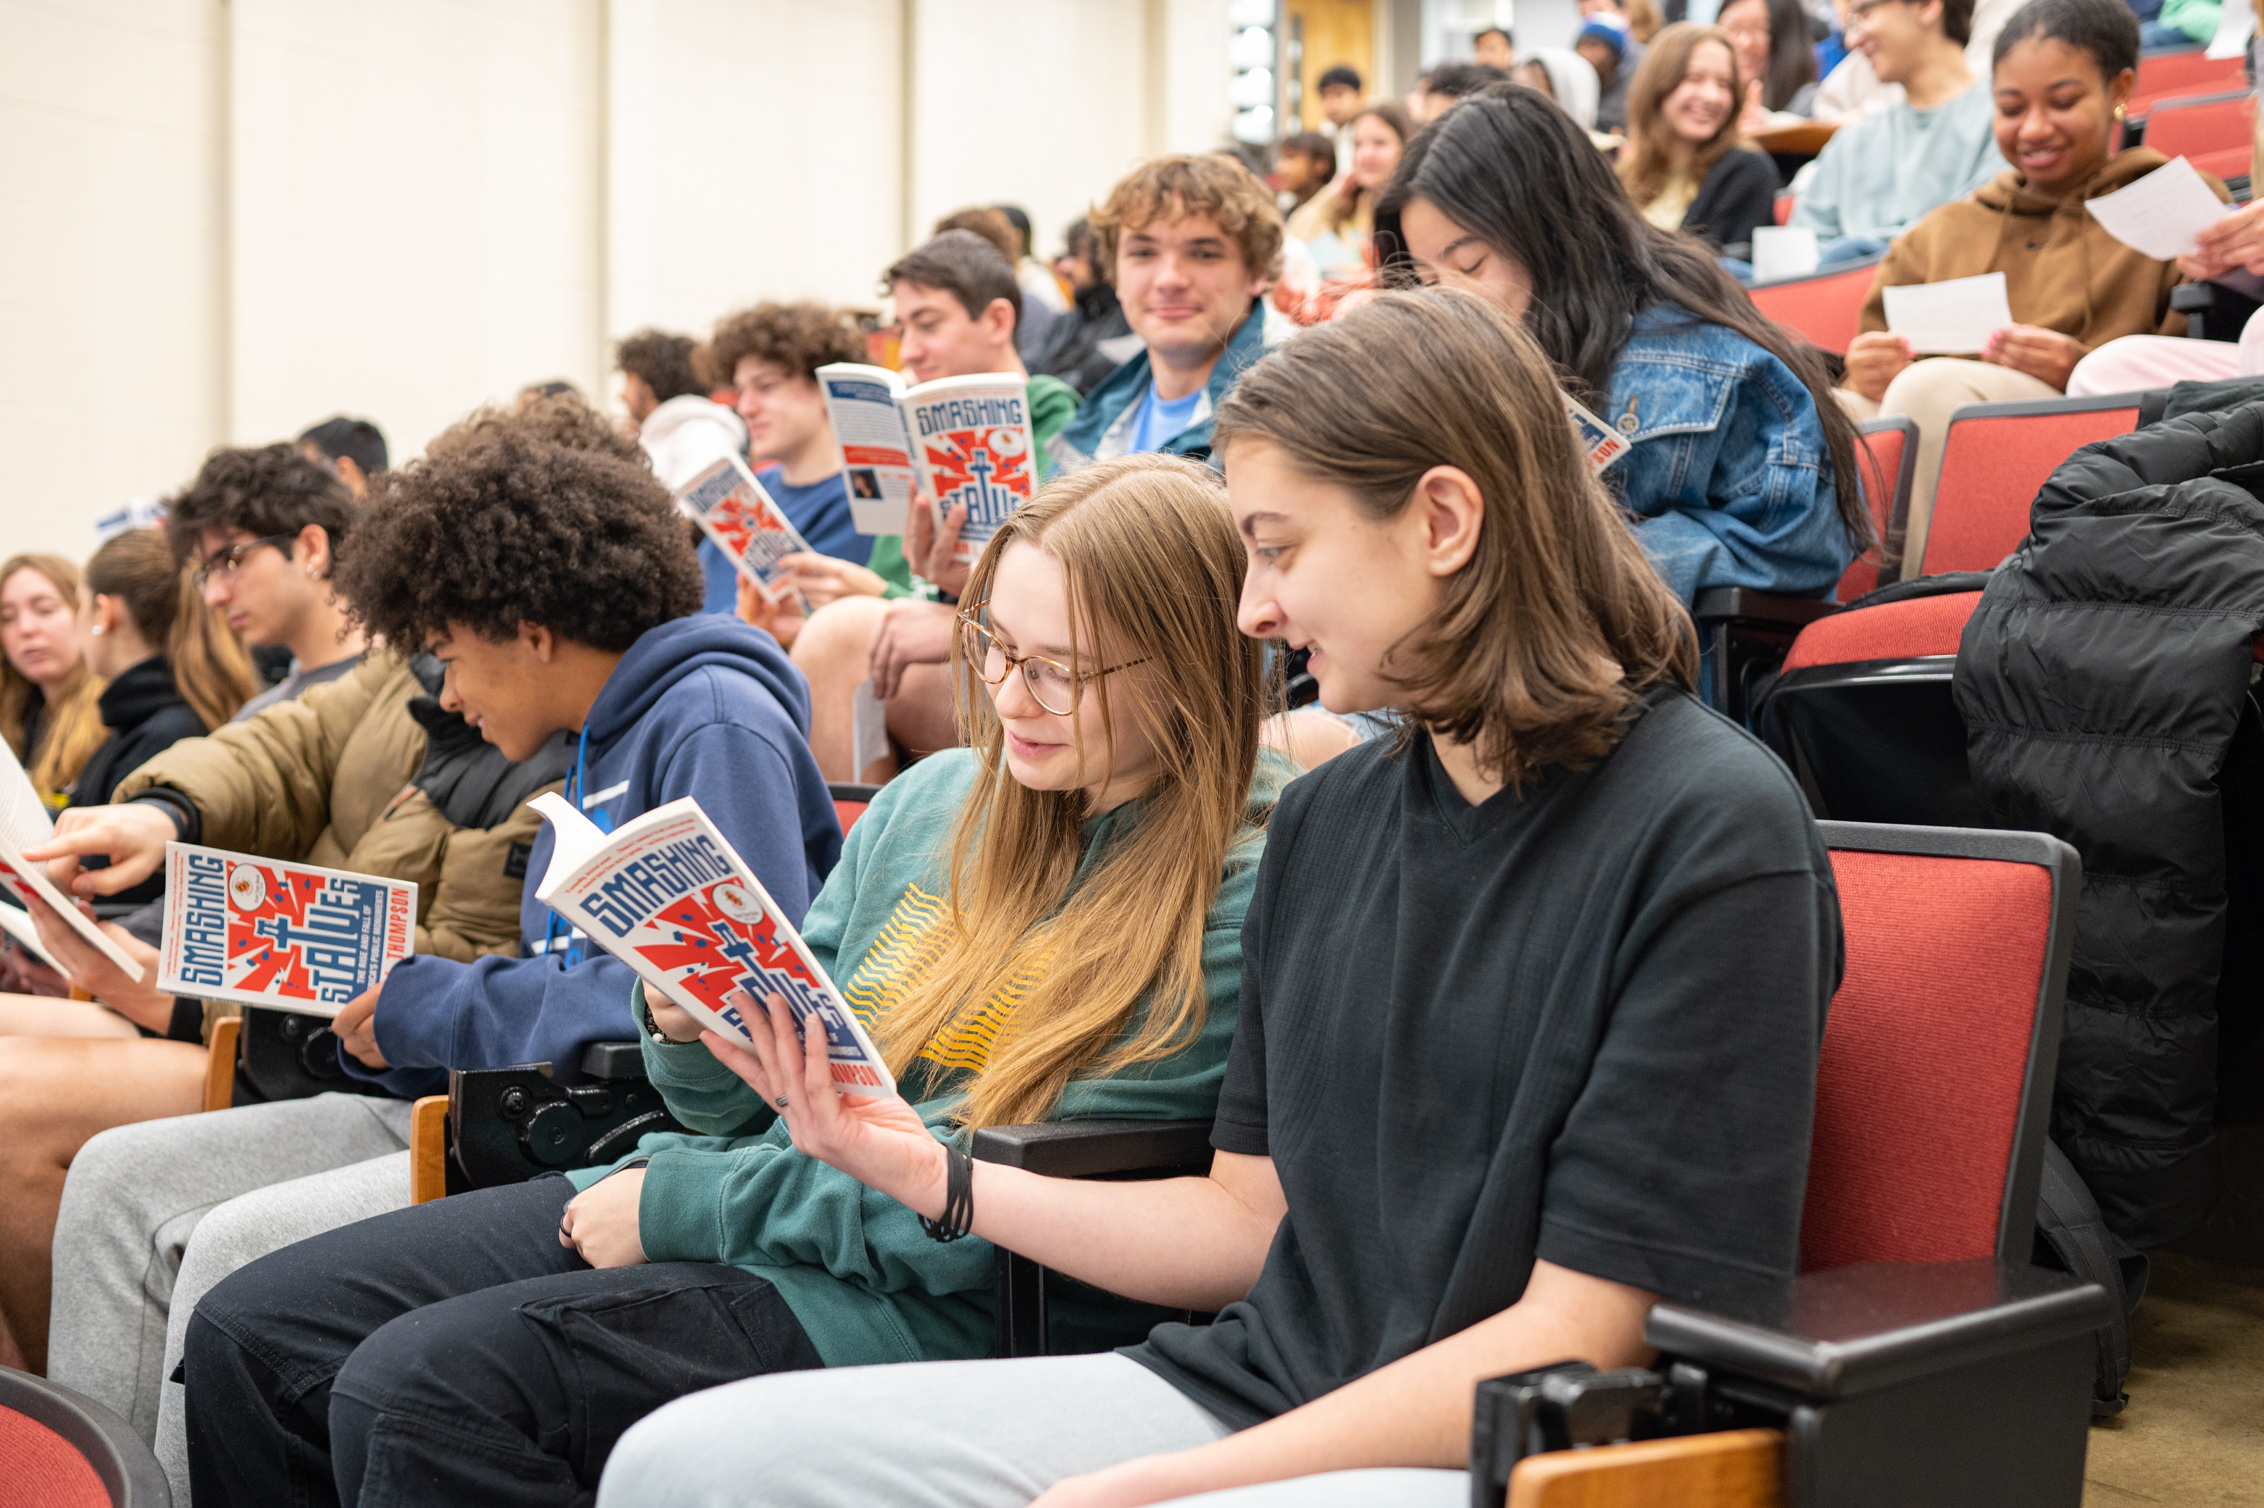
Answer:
[
  {"left": 0, "top": 555, "right": 107, "bottom": 796},
  {"left": 1618, "top": 24, "right": 1751, "bottom": 208},
  {"left": 1215, "top": 290, "right": 1696, "bottom": 785},
  {"left": 870, "top": 453, "right": 1269, "bottom": 1130},
  {"left": 83, "top": 531, "right": 260, "bottom": 731}
]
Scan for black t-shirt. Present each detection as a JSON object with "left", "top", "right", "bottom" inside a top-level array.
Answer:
[{"left": 1128, "top": 689, "right": 1842, "bottom": 1429}]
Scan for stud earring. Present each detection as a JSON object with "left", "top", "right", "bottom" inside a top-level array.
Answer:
[{"left": 90, "top": 623, "right": 103, "bottom": 636}]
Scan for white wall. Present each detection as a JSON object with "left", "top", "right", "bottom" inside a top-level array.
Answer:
[{"left": 0, "top": 0, "right": 1249, "bottom": 562}]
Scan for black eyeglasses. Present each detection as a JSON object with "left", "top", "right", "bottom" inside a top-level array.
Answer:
[
  {"left": 956, "top": 609, "right": 1150, "bottom": 715},
  {"left": 193, "top": 535, "right": 294, "bottom": 588}
]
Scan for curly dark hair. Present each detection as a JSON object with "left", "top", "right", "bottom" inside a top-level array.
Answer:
[
  {"left": 337, "top": 431, "right": 702, "bottom": 652},
  {"left": 165, "top": 444, "right": 357, "bottom": 563},
  {"left": 614, "top": 329, "right": 709, "bottom": 404},
  {"left": 695, "top": 303, "right": 864, "bottom": 389},
  {"left": 428, "top": 392, "right": 649, "bottom": 469}
]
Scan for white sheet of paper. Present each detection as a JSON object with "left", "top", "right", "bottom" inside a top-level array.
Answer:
[
  {"left": 2084, "top": 156, "right": 2232, "bottom": 261},
  {"left": 850, "top": 680, "right": 889, "bottom": 777},
  {"left": 2208, "top": 0, "right": 2254, "bottom": 58},
  {"left": 1751, "top": 226, "right": 1821, "bottom": 284},
  {"left": 1883, "top": 272, "right": 2015, "bottom": 354}
]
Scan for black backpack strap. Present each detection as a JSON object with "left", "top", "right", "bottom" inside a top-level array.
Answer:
[{"left": 2032, "top": 1139, "right": 2149, "bottom": 1416}]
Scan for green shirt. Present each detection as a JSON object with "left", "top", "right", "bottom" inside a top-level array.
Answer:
[
  {"left": 870, "top": 371, "right": 1083, "bottom": 600},
  {"left": 578, "top": 744, "right": 1291, "bottom": 1366}
]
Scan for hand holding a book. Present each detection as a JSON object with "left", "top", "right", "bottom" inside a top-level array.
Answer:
[
  {"left": 331, "top": 984, "right": 388, "bottom": 1070},
  {"left": 777, "top": 553, "right": 889, "bottom": 611},
  {"left": 23, "top": 800, "right": 176, "bottom": 897},
  {"left": 23, "top": 892, "right": 171, "bottom": 1033},
  {"left": 904, "top": 486, "right": 973, "bottom": 599},
  {"left": 557, "top": 1167, "right": 648, "bottom": 1268},
  {"left": 868, "top": 600, "right": 958, "bottom": 698},
  {"left": 703, "top": 989, "right": 950, "bottom": 1219},
  {"left": 735, "top": 574, "right": 807, "bottom": 650}
]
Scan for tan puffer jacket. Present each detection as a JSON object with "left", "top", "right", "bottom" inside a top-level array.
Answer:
[{"left": 114, "top": 648, "right": 552, "bottom": 963}]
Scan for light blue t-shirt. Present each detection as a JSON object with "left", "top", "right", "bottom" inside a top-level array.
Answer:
[
  {"left": 1129, "top": 382, "right": 1205, "bottom": 454},
  {"left": 1791, "top": 80, "right": 2006, "bottom": 244}
]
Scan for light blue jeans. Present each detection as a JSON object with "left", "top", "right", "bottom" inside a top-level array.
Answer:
[{"left": 595, "top": 1352, "right": 1470, "bottom": 1508}]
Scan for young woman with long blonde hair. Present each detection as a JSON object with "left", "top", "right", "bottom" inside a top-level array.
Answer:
[
  {"left": 0, "top": 554, "right": 107, "bottom": 807},
  {"left": 181, "top": 452, "right": 1292, "bottom": 1507}
]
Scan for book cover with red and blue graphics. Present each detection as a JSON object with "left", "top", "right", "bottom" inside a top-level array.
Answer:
[
  {"left": 674, "top": 454, "right": 816, "bottom": 604},
  {"left": 902, "top": 374, "right": 1033, "bottom": 566},
  {"left": 527, "top": 793, "right": 894, "bottom": 1097},
  {"left": 155, "top": 843, "right": 415, "bottom": 1013}
]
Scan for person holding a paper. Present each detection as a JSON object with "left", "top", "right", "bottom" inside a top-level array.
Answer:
[
  {"left": 1838, "top": 0, "right": 2224, "bottom": 574},
  {"left": 1376, "top": 86, "right": 1869, "bottom": 614},
  {"left": 181, "top": 454, "right": 1290, "bottom": 1508},
  {"left": 1790, "top": 0, "right": 2007, "bottom": 265},
  {"left": 596, "top": 292, "right": 1837, "bottom": 1508},
  {"left": 1615, "top": 23, "right": 1784, "bottom": 255}
]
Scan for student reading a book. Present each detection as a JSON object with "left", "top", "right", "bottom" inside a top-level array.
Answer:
[
  {"left": 1374, "top": 85, "right": 1865, "bottom": 610},
  {"left": 1615, "top": 24, "right": 1782, "bottom": 256},
  {"left": 171, "top": 443, "right": 369, "bottom": 719},
  {"left": 182, "top": 452, "right": 1289, "bottom": 1508},
  {"left": 33, "top": 406, "right": 831, "bottom": 1501},
  {"left": 595, "top": 289, "right": 1840, "bottom": 1508},
  {"left": 0, "top": 553, "right": 106, "bottom": 811},
  {"left": 772, "top": 229, "right": 1079, "bottom": 779},
  {"left": 691, "top": 302, "right": 889, "bottom": 596},
  {"left": 1836, "top": 0, "right": 2218, "bottom": 575}
]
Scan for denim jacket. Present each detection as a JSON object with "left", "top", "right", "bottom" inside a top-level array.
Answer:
[
  {"left": 1602, "top": 303, "right": 1852, "bottom": 605},
  {"left": 1049, "top": 300, "right": 1276, "bottom": 473}
]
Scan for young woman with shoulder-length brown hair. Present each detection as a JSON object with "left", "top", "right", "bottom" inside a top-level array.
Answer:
[
  {"left": 0, "top": 554, "right": 107, "bottom": 804},
  {"left": 637, "top": 289, "right": 1839, "bottom": 1508},
  {"left": 1616, "top": 24, "right": 1781, "bottom": 253}
]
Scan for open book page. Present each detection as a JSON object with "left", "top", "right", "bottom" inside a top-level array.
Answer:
[
  {"left": 0, "top": 738, "right": 54, "bottom": 856},
  {"left": 675, "top": 456, "right": 817, "bottom": 604},
  {"left": 155, "top": 843, "right": 415, "bottom": 1015},
  {"left": 0, "top": 901, "right": 62, "bottom": 974},
  {"left": 816, "top": 364, "right": 916, "bottom": 536},
  {"left": 529, "top": 795, "right": 894, "bottom": 1096},
  {"left": 0, "top": 750, "right": 145, "bottom": 979},
  {"left": 901, "top": 374, "right": 1035, "bottom": 567},
  {"left": 1883, "top": 273, "right": 2014, "bottom": 354},
  {"left": 2085, "top": 156, "right": 2232, "bottom": 261}
]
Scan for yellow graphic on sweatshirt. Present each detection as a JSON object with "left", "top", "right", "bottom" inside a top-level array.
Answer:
[{"left": 839, "top": 884, "right": 1048, "bottom": 1075}]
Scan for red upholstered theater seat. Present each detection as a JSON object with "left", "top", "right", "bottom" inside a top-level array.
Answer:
[
  {"left": 1920, "top": 395, "right": 2142, "bottom": 576},
  {"left": 1747, "top": 254, "right": 1883, "bottom": 356},
  {"left": 1803, "top": 840, "right": 2061, "bottom": 1269},
  {"left": 2144, "top": 90, "right": 2257, "bottom": 180},
  {"left": 0, "top": 1407, "right": 109, "bottom": 1508},
  {"left": 1782, "top": 588, "right": 1981, "bottom": 671},
  {"left": 2129, "top": 47, "right": 2246, "bottom": 120},
  {"left": 828, "top": 781, "right": 881, "bottom": 835},
  {"left": 1840, "top": 416, "right": 1917, "bottom": 599}
]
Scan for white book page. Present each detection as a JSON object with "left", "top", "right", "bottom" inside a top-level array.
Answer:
[
  {"left": 528, "top": 792, "right": 611, "bottom": 904},
  {"left": 1751, "top": 225, "right": 1821, "bottom": 283},
  {"left": 0, "top": 901, "right": 61, "bottom": 973},
  {"left": 816, "top": 364, "right": 915, "bottom": 536},
  {"left": 1883, "top": 273, "right": 2014, "bottom": 354},
  {"left": 2085, "top": 156, "right": 2232, "bottom": 261},
  {"left": 2208, "top": 0, "right": 2254, "bottom": 58},
  {"left": 850, "top": 680, "right": 890, "bottom": 777},
  {"left": 0, "top": 739, "right": 53, "bottom": 855}
]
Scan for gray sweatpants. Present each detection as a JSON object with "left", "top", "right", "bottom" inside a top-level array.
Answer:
[
  {"left": 596, "top": 1352, "right": 1469, "bottom": 1508},
  {"left": 47, "top": 1092, "right": 415, "bottom": 1503}
]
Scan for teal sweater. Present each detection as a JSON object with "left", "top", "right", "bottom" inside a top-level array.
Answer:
[{"left": 571, "top": 745, "right": 1290, "bottom": 1366}]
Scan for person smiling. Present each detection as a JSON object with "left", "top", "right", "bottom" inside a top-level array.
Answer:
[
  {"left": 180, "top": 453, "right": 1287, "bottom": 1508},
  {"left": 1283, "top": 101, "right": 1413, "bottom": 280},
  {"left": 1374, "top": 85, "right": 1865, "bottom": 612},
  {"left": 592, "top": 291, "right": 1839, "bottom": 1508},
  {"left": 1838, "top": 0, "right": 2220, "bottom": 577},
  {"left": 1616, "top": 23, "right": 1781, "bottom": 256}
]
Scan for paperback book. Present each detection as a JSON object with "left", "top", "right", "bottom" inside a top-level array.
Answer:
[
  {"left": 816, "top": 364, "right": 1035, "bottom": 560},
  {"left": 675, "top": 455, "right": 818, "bottom": 604},
  {"left": 528, "top": 793, "right": 894, "bottom": 1096},
  {"left": 155, "top": 843, "right": 416, "bottom": 1013},
  {"left": 0, "top": 740, "right": 143, "bottom": 980}
]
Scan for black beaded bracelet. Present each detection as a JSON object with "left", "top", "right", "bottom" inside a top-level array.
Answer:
[{"left": 918, "top": 1145, "right": 974, "bottom": 1243}]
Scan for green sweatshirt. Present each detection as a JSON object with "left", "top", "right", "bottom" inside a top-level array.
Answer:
[
  {"left": 866, "top": 372, "right": 1083, "bottom": 601},
  {"left": 570, "top": 743, "right": 1291, "bottom": 1366}
]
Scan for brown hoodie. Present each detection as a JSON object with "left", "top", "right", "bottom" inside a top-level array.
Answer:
[{"left": 1858, "top": 148, "right": 2229, "bottom": 354}]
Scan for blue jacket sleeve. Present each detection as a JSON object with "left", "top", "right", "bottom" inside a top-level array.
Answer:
[{"left": 354, "top": 721, "right": 820, "bottom": 1092}]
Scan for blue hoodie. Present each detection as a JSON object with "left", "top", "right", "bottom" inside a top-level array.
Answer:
[{"left": 351, "top": 615, "right": 841, "bottom": 1097}]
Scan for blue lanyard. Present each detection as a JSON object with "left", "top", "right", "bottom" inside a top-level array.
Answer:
[{"left": 540, "top": 724, "right": 590, "bottom": 968}]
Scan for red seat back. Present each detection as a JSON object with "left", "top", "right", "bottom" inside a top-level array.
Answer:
[
  {"left": 0, "top": 1406, "right": 110, "bottom": 1508},
  {"left": 1773, "top": 193, "right": 1794, "bottom": 226},
  {"left": 1803, "top": 826, "right": 2074, "bottom": 1270},
  {"left": 1922, "top": 398, "right": 2141, "bottom": 575},
  {"left": 2142, "top": 90, "right": 2255, "bottom": 175},
  {"left": 2132, "top": 47, "right": 2244, "bottom": 107},
  {"left": 1783, "top": 589, "right": 1983, "bottom": 671},
  {"left": 827, "top": 782, "right": 881, "bottom": 836},
  {"left": 1748, "top": 256, "right": 1880, "bottom": 356},
  {"left": 1839, "top": 417, "right": 1916, "bottom": 599},
  {"left": 833, "top": 800, "right": 869, "bottom": 833}
]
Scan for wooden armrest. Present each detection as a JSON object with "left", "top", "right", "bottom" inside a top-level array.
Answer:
[
  {"left": 1507, "top": 1428, "right": 1784, "bottom": 1508},
  {"left": 408, "top": 1095, "right": 450, "bottom": 1204},
  {"left": 1751, "top": 120, "right": 1838, "bottom": 156},
  {"left": 202, "top": 1015, "right": 242, "bottom": 1113},
  {"left": 971, "top": 1119, "right": 1214, "bottom": 1177}
]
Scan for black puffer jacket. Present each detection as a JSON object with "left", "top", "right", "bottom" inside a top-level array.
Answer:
[{"left": 1954, "top": 402, "right": 2264, "bottom": 1248}]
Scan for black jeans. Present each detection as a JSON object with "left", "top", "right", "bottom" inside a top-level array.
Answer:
[{"left": 183, "top": 1175, "right": 822, "bottom": 1508}]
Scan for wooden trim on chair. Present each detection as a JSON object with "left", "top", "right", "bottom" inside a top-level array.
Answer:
[
  {"left": 1507, "top": 1428, "right": 1785, "bottom": 1508},
  {"left": 408, "top": 1095, "right": 450, "bottom": 1204},
  {"left": 202, "top": 1015, "right": 242, "bottom": 1113}
]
